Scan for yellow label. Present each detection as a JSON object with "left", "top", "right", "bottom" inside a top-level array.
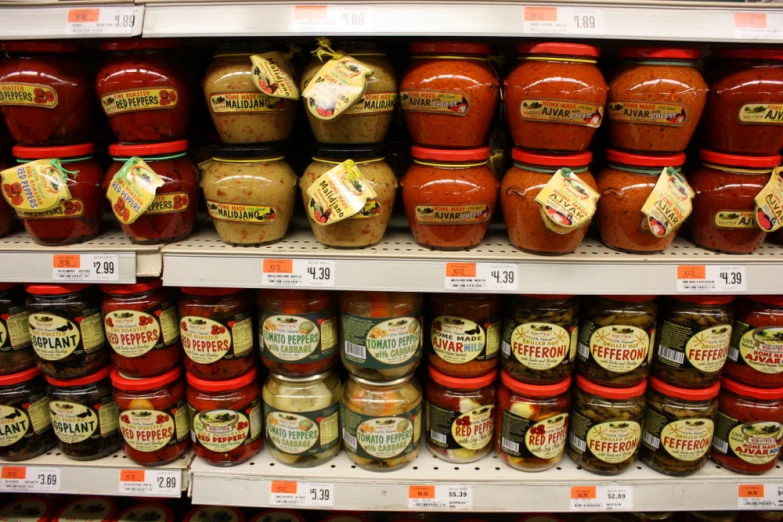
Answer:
[
  {"left": 193, "top": 406, "right": 260, "bottom": 452},
  {"left": 266, "top": 411, "right": 322, "bottom": 454},
  {"left": 739, "top": 103, "right": 783, "bottom": 125},
  {"left": 729, "top": 422, "right": 783, "bottom": 465},
  {"left": 0, "top": 83, "right": 57, "bottom": 108},
  {"left": 105, "top": 311, "right": 161, "bottom": 358},
  {"left": 661, "top": 418, "right": 714, "bottom": 461},
  {"left": 209, "top": 92, "right": 287, "bottom": 113},
  {"left": 348, "top": 199, "right": 382, "bottom": 220},
  {"left": 350, "top": 92, "right": 397, "bottom": 114},
  {"left": 101, "top": 87, "right": 178, "bottom": 116},
  {"left": 714, "top": 210, "right": 757, "bottom": 229},
  {"left": 510, "top": 323, "right": 572, "bottom": 370},
  {"left": 525, "top": 414, "right": 568, "bottom": 459},
  {"left": 0, "top": 406, "right": 30, "bottom": 447},
  {"left": 686, "top": 325, "right": 731, "bottom": 373},
  {"left": 302, "top": 55, "right": 374, "bottom": 120},
  {"left": 306, "top": 160, "right": 377, "bottom": 226},
  {"left": 431, "top": 316, "right": 485, "bottom": 365},
  {"left": 145, "top": 192, "right": 189, "bottom": 215},
  {"left": 17, "top": 198, "right": 84, "bottom": 219},
  {"left": 534, "top": 168, "right": 599, "bottom": 234},
  {"left": 451, "top": 406, "right": 494, "bottom": 451},
  {"left": 414, "top": 204, "right": 490, "bottom": 224},
  {"left": 740, "top": 327, "right": 783, "bottom": 374},
  {"left": 607, "top": 101, "right": 687, "bottom": 127},
  {"left": 1, "top": 310, "right": 30, "bottom": 350},
  {"left": 755, "top": 167, "right": 783, "bottom": 232},
  {"left": 1, "top": 160, "right": 71, "bottom": 212},
  {"left": 641, "top": 167, "right": 694, "bottom": 238},
  {"left": 520, "top": 99, "right": 603, "bottom": 128},
  {"left": 358, "top": 417, "right": 413, "bottom": 459},
  {"left": 400, "top": 91, "right": 470, "bottom": 115},
  {"left": 586, "top": 421, "right": 641, "bottom": 464},
  {"left": 589, "top": 326, "right": 650, "bottom": 373},
  {"left": 106, "top": 157, "right": 165, "bottom": 225},
  {"left": 206, "top": 201, "right": 278, "bottom": 223},
  {"left": 250, "top": 52, "right": 300, "bottom": 100},
  {"left": 181, "top": 316, "right": 232, "bottom": 364},
  {"left": 29, "top": 313, "right": 80, "bottom": 361},
  {"left": 50, "top": 401, "right": 98, "bottom": 444},
  {"left": 119, "top": 410, "right": 174, "bottom": 452}
]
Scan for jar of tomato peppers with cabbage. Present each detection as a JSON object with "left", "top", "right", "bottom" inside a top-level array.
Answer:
[{"left": 726, "top": 296, "right": 783, "bottom": 388}]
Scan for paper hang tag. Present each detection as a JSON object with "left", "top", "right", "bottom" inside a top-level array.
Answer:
[
  {"left": 641, "top": 167, "right": 694, "bottom": 238},
  {"left": 0, "top": 159, "right": 72, "bottom": 212},
  {"left": 754, "top": 167, "right": 783, "bottom": 233},
  {"left": 306, "top": 160, "right": 377, "bottom": 226},
  {"left": 250, "top": 52, "right": 300, "bottom": 100},
  {"left": 106, "top": 157, "right": 165, "bottom": 225},
  {"left": 534, "top": 168, "right": 599, "bottom": 234},
  {"left": 302, "top": 53, "right": 374, "bottom": 121}
]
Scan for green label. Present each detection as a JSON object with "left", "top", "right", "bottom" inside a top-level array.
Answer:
[
  {"left": 341, "top": 313, "right": 422, "bottom": 369},
  {"left": 340, "top": 403, "right": 421, "bottom": 460},
  {"left": 263, "top": 401, "right": 339, "bottom": 457},
  {"left": 260, "top": 309, "right": 338, "bottom": 364}
]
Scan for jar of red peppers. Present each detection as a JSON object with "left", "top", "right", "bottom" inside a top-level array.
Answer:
[
  {"left": 100, "top": 280, "right": 181, "bottom": 378},
  {"left": 0, "top": 283, "right": 34, "bottom": 375},
  {"left": 0, "top": 148, "right": 13, "bottom": 238},
  {"left": 426, "top": 366, "right": 496, "bottom": 463},
  {"left": 187, "top": 367, "right": 263, "bottom": 466},
  {"left": 0, "top": 41, "right": 93, "bottom": 146},
  {"left": 103, "top": 140, "right": 198, "bottom": 244},
  {"left": 258, "top": 290, "right": 338, "bottom": 377},
  {"left": 8, "top": 144, "right": 103, "bottom": 246},
  {"left": 726, "top": 296, "right": 783, "bottom": 388},
  {"left": 179, "top": 288, "right": 255, "bottom": 380},
  {"left": 0, "top": 366, "right": 55, "bottom": 461},
  {"left": 95, "top": 39, "right": 191, "bottom": 142},
  {"left": 111, "top": 367, "right": 190, "bottom": 465}
]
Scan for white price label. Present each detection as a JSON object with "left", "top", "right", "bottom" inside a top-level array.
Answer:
[
  {"left": 118, "top": 469, "right": 180, "bottom": 497},
  {"left": 523, "top": 6, "right": 605, "bottom": 36},
  {"left": 570, "top": 485, "right": 633, "bottom": 511},
  {"left": 269, "top": 481, "right": 335, "bottom": 507},
  {"left": 66, "top": 7, "right": 139, "bottom": 36},
  {"left": 292, "top": 5, "right": 374, "bottom": 32},
  {"left": 408, "top": 485, "right": 473, "bottom": 510},
  {"left": 676, "top": 265, "right": 747, "bottom": 293},
  {"left": 734, "top": 12, "right": 782, "bottom": 40},
  {"left": 52, "top": 254, "right": 120, "bottom": 282},
  {"left": 738, "top": 484, "right": 783, "bottom": 509},
  {"left": 262, "top": 259, "right": 335, "bottom": 288},
  {"left": 0, "top": 466, "right": 60, "bottom": 492},
  {"left": 444, "top": 262, "right": 518, "bottom": 291}
]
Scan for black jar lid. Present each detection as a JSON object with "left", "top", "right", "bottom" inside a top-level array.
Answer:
[
  {"left": 313, "top": 144, "right": 386, "bottom": 161},
  {"left": 210, "top": 142, "right": 287, "bottom": 159}
]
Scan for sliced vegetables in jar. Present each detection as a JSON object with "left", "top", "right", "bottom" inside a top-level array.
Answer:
[
  {"left": 0, "top": 284, "right": 34, "bottom": 375},
  {"left": 0, "top": 367, "right": 55, "bottom": 461},
  {"left": 727, "top": 296, "right": 783, "bottom": 388}
]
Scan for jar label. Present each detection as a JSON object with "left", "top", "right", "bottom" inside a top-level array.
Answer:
[
  {"left": 431, "top": 315, "right": 500, "bottom": 365},
  {"left": 428, "top": 402, "right": 494, "bottom": 452},
  {"left": 754, "top": 167, "right": 783, "bottom": 233},
  {"left": 1, "top": 160, "right": 72, "bottom": 213},
  {"left": 181, "top": 313, "right": 254, "bottom": 365},
  {"left": 713, "top": 410, "right": 783, "bottom": 465},
  {"left": 250, "top": 51, "right": 300, "bottom": 100},
  {"left": 519, "top": 99, "right": 603, "bottom": 128},
  {"left": 400, "top": 91, "right": 470, "bottom": 116},
  {"left": 50, "top": 400, "right": 114, "bottom": 444},
  {"left": 730, "top": 320, "right": 783, "bottom": 374},
  {"left": 260, "top": 309, "right": 338, "bottom": 363},
  {"left": 105, "top": 311, "right": 161, "bottom": 358},
  {"left": 348, "top": 199, "right": 382, "bottom": 220},
  {"left": 119, "top": 402, "right": 188, "bottom": 453},
  {"left": 641, "top": 167, "right": 694, "bottom": 238},
  {"left": 607, "top": 101, "right": 687, "bottom": 127},
  {"left": 207, "top": 201, "right": 278, "bottom": 223},
  {"left": 0, "top": 499, "right": 50, "bottom": 520},
  {"left": 414, "top": 204, "right": 491, "bottom": 224},
  {"left": 118, "top": 507, "right": 169, "bottom": 522},
  {"left": 583, "top": 323, "right": 652, "bottom": 373},
  {"left": 306, "top": 160, "right": 378, "bottom": 226},
  {"left": 0, "top": 83, "right": 58, "bottom": 108},
  {"left": 340, "top": 402, "right": 421, "bottom": 461},
  {"left": 29, "top": 313, "right": 80, "bottom": 361},
  {"left": 569, "top": 408, "right": 642, "bottom": 464},
  {"left": 641, "top": 406, "right": 713, "bottom": 462},
  {"left": 302, "top": 53, "right": 375, "bottom": 120},
  {"left": 534, "top": 168, "right": 599, "bottom": 234},
  {"left": 209, "top": 92, "right": 287, "bottom": 113},
  {"left": 106, "top": 158, "right": 165, "bottom": 225},
  {"left": 0, "top": 406, "right": 31, "bottom": 447},
  {"left": 145, "top": 192, "right": 189, "bottom": 215},
  {"left": 341, "top": 313, "right": 422, "bottom": 370},
  {"left": 0, "top": 305, "right": 30, "bottom": 353},
  {"left": 738, "top": 103, "right": 783, "bottom": 125},
  {"left": 349, "top": 92, "right": 397, "bottom": 114},
  {"left": 58, "top": 498, "right": 113, "bottom": 521},
  {"left": 499, "top": 408, "right": 568, "bottom": 460},
  {"left": 16, "top": 198, "right": 84, "bottom": 219},
  {"left": 192, "top": 399, "right": 262, "bottom": 453},
  {"left": 101, "top": 88, "right": 179, "bottom": 116},
  {"left": 502, "top": 319, "right": 578, "bottom": 371},
  {"left": 264, "top": 402, "right": 339, "bottom": 456},
  {"left": 656, "top": 319, "right": 731, "bottom": 373},
  {"left": 186, "top": 508, "right": 241, "bottom": 522},
  {"left": 714, "top": 210, "right": 757, "bottom": 229}
]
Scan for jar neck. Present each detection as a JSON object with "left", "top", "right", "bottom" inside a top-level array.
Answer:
[
  {"left": 622, "top": 59, "right": 698, "bottom": 67},
  {"left": 412, "top": 53, "right": 488, "bottom": 62},
  {"left": 608, "top": 163, "right": 682, "bottom": 175},
  {"left": 413, "top": 159, "right": 488, "bottom": 168},
  {"left": 17, "top": 156, "right": 92, "bottom": 165},
  {"left": 113, "top": 153, "right": 186, "bottom": 163},
  {"left": 313, "top": 157, "right": 385, "bottom": 166},
  {"left": 513, "top": 162, "right": 587, "bottom": 174},
  {"left": 214, "top": 156, "right": 284, "bottom": 164},
  {"left": 520, "top": 55, "right": 597, "bottom": 65},
  {"left": 701, "top": 162, "right": 773, "bottom": 175}
]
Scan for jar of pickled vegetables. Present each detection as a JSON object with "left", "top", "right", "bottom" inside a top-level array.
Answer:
[
  {"left": 258, "top": 290, "right": 338, "bottom": 377},
  {"left": 0, "top": 366, "right": 55, "bottom": 461},
  {"left": 428, "top": 293, "right": 502, "bottom": 378},
  {"left": 426, "top": 366, "right": 496, "bottom": 463},
  {"left": 496, "top": 370, "right": 570, "bottom": 471},
  {"left": 340, "top": 292, "right": 423, "bottom": 381},
  {"left": 567, "top": 375, "right": 646, "bottom": 475},
  {"left": 726, "top": 296, "right": 783, "bottom": 388},
  {"left": 262, "top": 371, "right": 341, "bottom": 467},
  {"left": 640, "top": 377, "right": 719, "bottom": 476},
  {"left": 341, "top": 374, "right": 422, "bottom": 471},
  {"left": 652, "top": 296, "right": 734, "bottom": 388},
  {"left": 0, "top": 284, "right": 34, "bottom": 375},
  {"left": 179, "top": 288, "right": 255, "bottom": 380},
  {"left": 577, "top": 295, "right": 658, "bottom": 387},
  {"left": 501, "top": 295, "right": 579, "bottom": 384}
]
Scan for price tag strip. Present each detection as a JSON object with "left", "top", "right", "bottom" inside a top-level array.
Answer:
[
  {"left": 269, "top": 481, "right": 335, "bottom": 507},
  {"left": 408, "top": 485, "right": 473, "bottom": 510},
  {"left": 523, "top": 6, "right": 605, "bottom": 36},
  {"left": 118, "top": 469, "right": 180, "bottom": 497},
  {"left": 676, "top": 265, "right": 747, "bottom": 293},
  {"left": 262, "top": 259, "right": 335, "bottom": 288},
  {"left": 52, "top": 254, "right": 120, "bottom": 282},
  {"left": 738, "top": 484, "right": 783, "bottom": 509},
  {"left": 733, "top": 12, "right": 781, "bottom": 41},
  {"left": 0, "top": 466, "right": 60, "bottom": 492},
  {"left": 66, "top": 7, "right": 140, "bottom": 36},
  {"left": 292, "top": 5, "right": 374, "bottom": 32},
  {"left": 444, "top": 262, "right": 519, "bottom": 291},
  {"left": 570, "top": 485, "right": 633, "bottom": 511}
]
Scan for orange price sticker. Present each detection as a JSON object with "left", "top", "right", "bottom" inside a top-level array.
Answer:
[
  {"left": 677, "top": 265, "right": 705, "bottom": 280},
  {"left": 524, "top": 6, "right": 558, "bottom": 21},
  {"left": 263, "top": 259, "right": 293, "bottom": 274},
  {"left": 734, "top": 12, "right": 767, "bottom": 29},
  {"left": 293, "top": 5, "right": 328, "bottom": 20},
  {"left": 739, "top": 484, "right": 765, "bottom": 498},
  {"left": 271, "top": 481, "right": 298, "bottom": 495},
  {"left": 53, "top": 254, "right": 80, "bottom": 269},
  {"left": 571, "top": 486, "right": 597, "bottom": 500},
  {"left": 120, "top": 469, "right": 145, "bottom": 482},
  {"left": 409, "top": 485, "right": 435, "bottom": 499},
  {"left": 445, "top": 263, "right": 477, "bottom": 279},
  {"left": 1, "top": 466, "right": 26, "bottom": 480},
  {"left": 67, "top": 8, "right": 100, "bottom": 23}
]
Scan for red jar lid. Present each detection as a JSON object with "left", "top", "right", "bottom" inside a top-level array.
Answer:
[
  {"left": 618, "top": 47, "right": 701, "bottom": 60},
  {"left": 517, "top": 42, "right": 600, "bottom": 58},
  {"left": 599, "top": 295, "right": 656, "bottom": 302},
  {"left": 605, "top": 149, "right": 686, "bottom": 168},
  {"left": 501, "top": 370, "right": 571, "bottom": 397},
  {"left": 100, "top": 279, "right": 163, "bottom": 295},
  {"left": 250, "top": 511, "right": 306, "bottom": 522},
  {"left": 115, "top": 504, "right": 175, "bottom": 522},
  {"left": 25, "top": 283, "right": 91, "bottom": 295},
  {"left": 722, "top": 377, "right": 783, "bottom": 401},
  {"left": 187, "top": 367, "right": 258, "bottom": 392},
  {"left": 109, "top": 140, "right": 188, "bottom": 157},
  {"left": 2, "top": 41, "right": 80, "bottom": 54},
  {"left": 100, "top": 38, "right": 180, "bottom": 52},
  {"left": 111, "top": 366, "right": 181, "bottom": 391},
  {"left": 512, "top": 149, "right": 592, "bottom": 168},
  {"left": 0, "top": 283, "right": 18, "bottom": 291},
  {"left": 54, "top": 496, "right": 117, "bottom": 522},
  {"left": 649, "top": 376, "right": 720, "bottom": 400},
  {"left": 184, "top": 507, "right": 246, "bottom": 522},
  {"left": 576, "top": 374, "right": 647, "bottom": 399},
  {"left": 700, "top": 149, "right": 781, "bottom": 169},
  {"left": 747, "top": 295, "right": 783, "bottom": 307},
  {"left": 524, "top": 294, "right": 575, "bottom": 300},
  {"left": 181, "top": 287, "right": 242, "bottom": 296},
  {"left": 715, "top": 48, "right": 783, "bottom": 61},
  {"left": 0, "top": 366, "right": 42, "bottom": 387},
  {"left": 0, "top": 498, "right": 53, "bottom": 521},
  {"left": 429, "top": 366, "right": 497, "bottom": 390},
  {"left": 672, "top": 295, "right": 736, "bottom": 305},
  {"left": 46, "top": 365, "right": 112, "bottom": 388},
  {"left": 13, "top": 144, "right": 95, "bottom": 160},
  {"left": 409, "top": 41, "right": 490, "bottom": 55},
  {"left": 411, "top": 146, "right": 489, "bottom": 162}
]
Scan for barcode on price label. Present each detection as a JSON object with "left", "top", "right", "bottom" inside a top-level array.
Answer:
[
  {"left": 523, "top": 6, "right": 605, "bottom": 35},
  {"left": 734, "top": 12, "right": 781, "bottom": 40},
  {"left": 269, "top": 481, "right": 334, "bottom": 507},
  {"left": 118, "top": 469, "right": 180, "bottom": 497},
  {"left": 52, "top": 254, "right": 120, "bottom": 282},
  {"left": 66, "top": 7, "right": 140, "bottom": 36},
  {"left": 570, "top": 485, "right": 633, "bottom": 511},
  {"left": 262, "top": 259, "right": 335, "bottom": 288},
  {"left": 292, "top": 5, "right": 374, "bottom": 32},
  {"left": 444, "top": 262, "right": 518, "bottom": 291},
  {"left": 676, "top": 265, "right": 747, "bottom": 293},
  {"left": 408, "top": 485, "right": 472, "bottom": 509},
  {"left": 738, "top": 484, "right": 783, "bottom": 508},
  {"left": 0, "top": 466, "right": 60, "bottom": 492}
]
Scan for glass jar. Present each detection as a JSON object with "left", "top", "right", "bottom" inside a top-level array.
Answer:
[
  {"left": 425, "top": 366, "right": 496, "bottom": 463},
  {"left": 10, "top": 144, "right": 104, "bottom": 246},
  {"left": 262, "top": 371, "right": 342, "bottom": 467},
  {"left": 103, "top": 140, "right": 198, "bottom": 244},
  {"left": 738, "top": 514, "right": 783, "bottom": 522},
  {"left": 46, "top": 366, "right": 119, "bottom": 461},
  {"left": 0, "top": 498, "right": 54, "bottom": 521},
  {"left": 577, "top": 295, "right": 658, "bottom": 387},
  {"left": 202, "top": 143, "right": 297, "bottom": 246},
  {"left": 501, "top": 295, "right": 579, "bottom": 384},
  {"left": 505, "top": 42, "right": 608, "bottom": 152},
  {"left": 53, "top": 497, "right": 118, "bottom": 522},
  {"left": 0, "top": 42, "right": 92, "bottom": 145},
  {"left": 111, "top": 367, "right": 190, "bottom": 466},
  {"left": 340, "top": 292, "right": 423, "bottom": 381},
  {"left": 501, "top": 149, "right": 596, "bottom": 255},
  {"left": 400, "top": 41, "right": 499, "bottom": 148},
  {"left": 727, "top": 296, "right": 783, "bottom": 388},
  {"left": 597, "top": 149, "right": 688, "bottom": 254},
  {"left": 100, "top": 280, "right": 181, "bottom": 378},
  {"left": 685, "top": 514, "right": 737, "bottom": 522},
  {"left": 25, "top": 284, "right": 108, "bottom": 379},
  {"left": 188, "top": 367, "right": 263, "bottom": 466},
  {"left": 0, "top": 367, "right": 55, "bottom": 461},
  {"left": 690, "top": 150, "right": 779, "bottom": 254},
  {"left": 341, "top": 374, "right": 422, "bottom": 472},
  {"left": 184, "top": 507, "right": 246, "bottom": 522},
  {"left": 0, "top": 152, "right": 12, "bottom": 238},
  {"left": 496, "top": 371, "right": 570, "bottom": 471},
  {"left": 300, "top": 145, "right": 396, "bottom": 248},
  {"left": 640, "top": 377, "right": 720, "bottom": 476},
  {"left": 95, "top": 39, "right": 191, "bottom": 142},
  {"left": 401, "top": 146, "right": 498, "bottom": 250},
  {"left": 179, "top": 288, "right": 255, "bottom": 380},
  {"left": 653, "top": 295, "right": 735, "bottom": 388},
  {"left": 568, "top": 375, "right": 647, "bottom": 475},
  {"left": 704, "top": 49, "right": 783, "bottom": 155},
  {"left": 607, "top": 47, "right": 707, "bottom": 153},
  {"left": 428, "top": 293, "right": 502, "bottom": 378},
  {"left": 115, "top": 504, "right": 175, "bottom": 522},
  {"left": 711, "top": 377, "right": 783, "bottom": 475},
  {"left": 0, "top": 283, "right": 34, "bottom": 375},
  {"left": 258, "top": 290, "right": 339, "bottom": 377}
]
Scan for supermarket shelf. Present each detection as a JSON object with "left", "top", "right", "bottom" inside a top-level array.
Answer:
[{"left": 0, "top": 3, "right": 142, "bottom": 39}]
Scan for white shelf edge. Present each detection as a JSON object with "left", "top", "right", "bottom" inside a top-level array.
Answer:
[{"left": 0, "top": 3, "right": 142, "bottom": 39}]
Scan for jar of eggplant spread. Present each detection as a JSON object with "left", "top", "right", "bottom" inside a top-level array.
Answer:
[
  {"left": 0, "top": 284, "right": 34, "bottom": 375},
  {"left": 0, "top": 367, "right": 55, "bottom": 461}
]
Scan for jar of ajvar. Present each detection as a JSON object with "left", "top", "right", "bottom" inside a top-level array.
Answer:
[{"left": 726, "top": 296, "right": 783, "bottom": 388}]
